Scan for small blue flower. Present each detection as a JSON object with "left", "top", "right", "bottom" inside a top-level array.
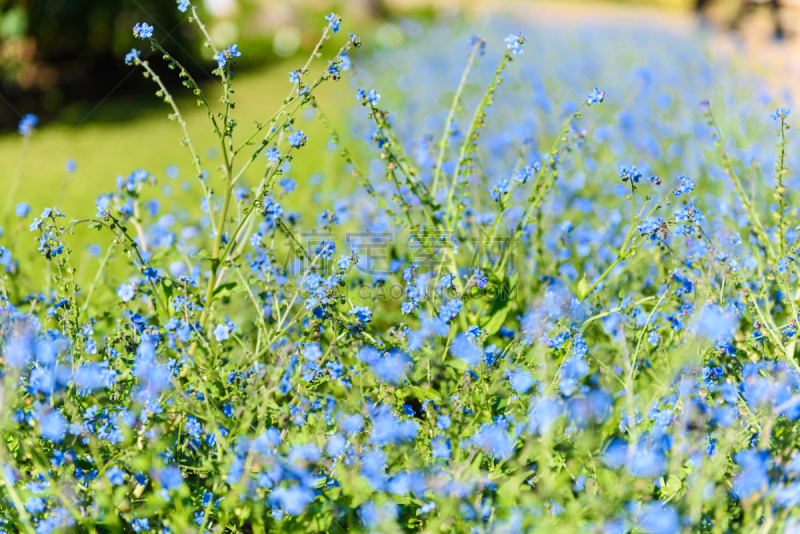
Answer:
[
  {"left": 214, "top": 51, "right": 227, "bottom": 67},
  {"left": 504, "top": 32, "right": 525, "bottom": 55},
  {"left": 25, "top": 496, "right": 46, "bottom": 514},
  {"left": 509, "top": 368, "right": 534, "bottom": 394},
  {"left": 647, "top": 331, "right": 659, "bottom": 346},
  {"left": 587, "top": 87, "right": 605, "bottom": 105},
  {"left": 325, "top": 13, "right": 341, "bottom": 34},
  {"left": 15, "top": 203, "right": 30, "bottom": 217},
  {"left": 366, "top": 89, "right": 380, "bottom": 105},
  {"left": 213, "top": 324, "right": 231, "bottom": 342},
  {"left": 133, "top": 22, "right": 154, "bottom": 39},
  {"left": 132, "top": 518, "right": 150, "bottom": 532},
  {"left": 177, "top": 0, "right": 190, "bottom": 12},
  {"left": 401, "top": 301, "right": 418, "bottom": 314},
  {"left": 619, "top": 164, "right": 642, "bottom": 183},
  {"left": 469, "top": 35, "right": 487, "bottom": 55},
  {"left": 471, "top": 268, "right": 488, "bottom": 289},
  {"left": 227, "top": 44, "right": 241, "bottom": 58},
  {"left": 771, "top": 107, "right": 792, "bottom": 121},
  {"left": 513, "top": 162, "right": 539, "bottom": 184},
  {"left": 674, "top": 174, "right": 695, "bottom": 197},
  {"left": 288, "top": 130, "right": 308, "bottom": 148},
  {"left": 107, "top": 467, "right": 125, "bottom": 486},
  {"left": 289, "top": 70, "right": 301, "bottom": 84},
  {"left": 125, "top": 49, "right": 140, "bottom": 64},
  {"left": 266, "top": 147, "right": 280, "bottom": 162},
  {"left": 40, "top": 410, "right": 67, "bottom": 443},
  {"left": 117, "top": 283, "right": 135, "bottom": 302},
  {"left": 350, "top": 306, "right": 373, "bottom": 324},
  {"left": 18, "top": 114, "right": 38, "bottom": 136}
]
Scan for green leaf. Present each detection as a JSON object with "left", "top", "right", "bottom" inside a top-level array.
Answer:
[
  {"left": 212, "top": 282, "right": 238, "bottom": 300},
  {"left": 576, "top": 274, "right": 588, "bottom": 300},
  {"left": 479, "top": 272, "right": 517, "bottom": 335},
  {"left": 405, "top": 385, "right": 440, "bottom": 399},
  {"left": 191, "top": 249, "right": 213, "bottom": 261},
  {"left": 480, "top": 300, "right": 513, "bottom": 336},
  {"left": 496, "top": 472, "right": 529, "bottom": 505}
]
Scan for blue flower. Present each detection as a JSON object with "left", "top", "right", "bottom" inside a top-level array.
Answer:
[
  {"left": 227, "top": 44, "right": 241, "bottom": 58},
  {"left": 117, "top": 283, "right": 135, "bottom": 302},
  {"left": 619, "top": 164, "right": 642, "bottom": 183},
  {"left": 771, "top": 107, "right": 791, "bottom": 121},
  {"left": 504, "top": 32, "right": 525, "bottom": 55},
  {"left": 25, "top": 497, "right": 45, "bottom": 514},
  {"left": 107, "top": 467, "right": 125, "bottom": 486},
  {"left": 471, "top": 268, "right": 488, "bottom": 289},
  {"left": 647, "top": 331, "right": 659, "bottom": 346},
  {"left": 40, "top": 411, "right": 67, "bottom": 443},
  {"left": 370, "top": 407, "right": 419, "bottom": 446},
  {"left": 626, "top": 444, "right": 666, "bottom": 478},
  {"left": 449, "top": 333, "right": 482, "bottom": 367},
  {"left": 509, "top": 368, "right": 534, "bottom": 393},
  {"left": 340, "top": 414, "right": 363, "bottom": 435},
  {"left": 83, "top": 339, "right": 98, "bottom": 355},
  {"left": 18, "top": 114, "right": 38, "bottom": 136},
  {"left": 213, "top": 323, "right": 231, "bottom": 342},
  {"left": 15, "top": 203, "right": 30, "bottom": 217},
  {"left": 513, "top": 162, "right": 539, "bottom": 184},
  {"left": 634, "top": 503, "right": 680, "bottom": 534},
  {"left": 472, "top": 423, "right": 513, "bottom": 460},
  {"left": 266, "top": 147, "right": 280, "bottom": 162},
  {"left": 732, "top": 450, "right": 769, "bottom": 499},
  {"left": 674, "top": 174, "right": 695, "bottom": 196},
  {"left": 289, "top": 70, "right": 301, "bottom": 84},
  {"left": 357, "top": 347, "right": 411, "bottom": 385},
  {"left": 271, "top": 485, "right": 315, "bottom": 516},
  {"left": 489, "top": 178, "right": 511, "bottom": 201},
  {"left": 401, "top": 300, "right": 418, "bottom": 314},
  {"left": 288, "top": 130, "right": 308, "bottom": 148},
  {"left": 327, "top": 60, "right": 341, "bottom": 78},
  {"left": 214, "top": 51, "right": 227, "bottom": 67},
  {"left": 157, "top": 466, "right": 184, "bottom": 490},
  {"left": 350, "top": 306, "right": 373, "bottom": 324},
  {"left": 431, "top": 437, "right": 451, "bottom": 459},
  {"left": 125, "top": 49, "right": 140, "bottom": 64},
  {"left": 587, "top": 87, "right": 605, "bottom": 105},
  {"left": 637, "top": 217, "right": 663, "bottom": 241},
  {"left": 437, "top": 415, "right": 451, "bottom": 430},
  {"left": 131, "top": 518, "right": 150, "bottom": 532},
  {"left": 324, "top": 13, "right": 341, "bottom": 34},
  {"left": 469, "top": 35, "right": 486, "bottom": 55},
  {"left": 132, "top": 22, "right": 154, "bottom": 39},
  {"left": 177, "top": 0, "right": 190, "bottom": 12},
  {"left": 366, "top": 89, "right": 381, "bottom": 105}
]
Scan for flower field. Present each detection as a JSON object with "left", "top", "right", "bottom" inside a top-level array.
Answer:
[{"left": 1, "top": 3, "right": 800, "bottom": 533}]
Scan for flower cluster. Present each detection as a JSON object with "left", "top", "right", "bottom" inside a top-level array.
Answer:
[{"left": 3, "top": 9, "right": 800, "bottom": 534}]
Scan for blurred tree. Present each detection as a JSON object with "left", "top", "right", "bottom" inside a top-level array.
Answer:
[{"left": 0, "top": 0, "right": 199, "bottom": 130}]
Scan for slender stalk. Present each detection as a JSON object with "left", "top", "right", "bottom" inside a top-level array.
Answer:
[{"left": 431, "top": 39, "right": 484, "bottom": 196}]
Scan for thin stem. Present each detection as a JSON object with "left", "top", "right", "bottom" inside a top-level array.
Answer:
[{"left": 431, "top": 39, "right": 484, "bottom": 196}]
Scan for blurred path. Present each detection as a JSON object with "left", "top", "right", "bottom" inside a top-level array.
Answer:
[{"left": 389, "top": 0, "right": 800, "bottom": 101}]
